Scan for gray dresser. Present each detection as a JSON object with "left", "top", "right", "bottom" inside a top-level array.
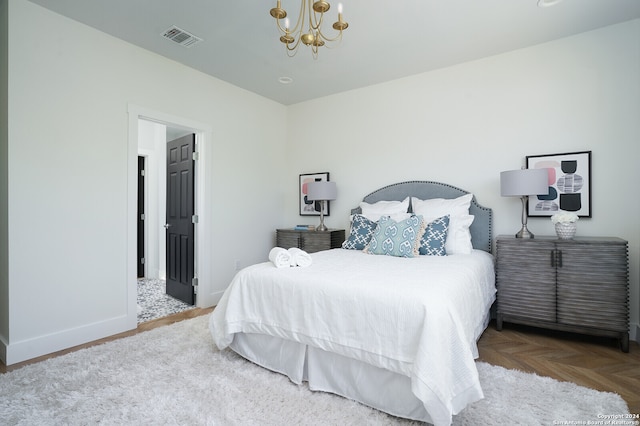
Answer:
[
  {"left": 496, "top": 235, "right": 629, "bottom": 352},
  {"left": 276, "top": 228, "right": 345, "bottom": 253}
]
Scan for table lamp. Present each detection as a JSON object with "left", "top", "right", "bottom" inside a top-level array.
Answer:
[
  {"left": 500, "top": 168, "right": 548, "bottom": 238},
  {"left": 306, "top": 181, "right": 337, "bottom": 231}
]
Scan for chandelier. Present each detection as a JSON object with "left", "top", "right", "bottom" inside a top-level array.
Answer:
[{"left": 269, "top": 0, "right": 349, "bottom": 58}]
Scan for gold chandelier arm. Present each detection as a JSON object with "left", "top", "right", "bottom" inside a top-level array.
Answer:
[
  {"left": 315, "top": 27, "right": 344, "bottom": 43},
  {"left": 284, "top": 35, "right": 304, "bottom": 53},
  {"left": 274, "top": 4, "right": 305, "bottom": 35},
  {"left": 308, "top": 3, "right": 324, "bottom": 31},
  {"left": 293, "top": 0, "right": 307, "bottom": 33}
]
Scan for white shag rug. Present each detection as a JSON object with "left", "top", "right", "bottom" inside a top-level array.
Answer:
[{"left": 0, "top": 315, "right": 629, "bottom": 426}]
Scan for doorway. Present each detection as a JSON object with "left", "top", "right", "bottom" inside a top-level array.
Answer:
[
  {"left": 137, "top": 137, "right": 194, "bottom": 324},
  {"left": 136, "top": 123, "right": 196, "bottom": 322},
  {"left": 128, "top": 105, "right": 211, "bottom": 327},
  {"left": 127, "top": 113, "right": 210, "bottom": 323}
]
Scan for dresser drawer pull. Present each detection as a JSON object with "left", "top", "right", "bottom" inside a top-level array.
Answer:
[{"left": 551, "top": 249, "right": 563, "bottom": 268}]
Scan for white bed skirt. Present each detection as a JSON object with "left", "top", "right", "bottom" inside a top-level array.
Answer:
[
  {"left": 230, "top": 332, "right": 434, "bottom": 423},
  {"left": 213, "top": 249, "right": 497, "bottom": 425}
]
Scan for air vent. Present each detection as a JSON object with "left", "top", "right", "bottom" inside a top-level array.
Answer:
[{"left": 162, "top": 26, "right": 203, "bottom": 48}]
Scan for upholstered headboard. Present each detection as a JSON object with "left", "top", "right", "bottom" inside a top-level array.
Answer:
[{"left": 350, "top": 181, "right": 493, "bottom": 253}]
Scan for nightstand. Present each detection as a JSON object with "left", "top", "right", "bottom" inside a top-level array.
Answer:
[
  {"left": 495, "top": 235, "right": 629, "bottom": 352},
  {"left": 276, "top": 228, "right": 345, "bottom": 253}
]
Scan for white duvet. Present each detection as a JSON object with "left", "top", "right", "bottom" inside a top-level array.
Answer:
[{"left": 210, "top": 248, "right": 496, "bottom": 426}]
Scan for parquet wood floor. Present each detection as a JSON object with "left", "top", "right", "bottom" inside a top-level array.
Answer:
[
  {"left": 2, "top": 309, "right": 638, "bottom": 415},
  {"left": 478, "top": 321, "right": 640, "bottom": 414}
]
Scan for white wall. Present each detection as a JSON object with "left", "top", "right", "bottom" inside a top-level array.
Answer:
[
  {"left": 284, "top": 20, "right": 640, "bottom": 341},
  {"left": 0, "top": 0, "right": 9, "bottom": 362},
  {"left": 3, "top": 0, "right": 287, "bottom": 364}
]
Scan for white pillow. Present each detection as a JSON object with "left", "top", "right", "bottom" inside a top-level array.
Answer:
[
  {"left": 412, "top": 194, "right": 474, "bottom": 254},
  {"left": 359, "top": 197, "right": 410, "bottom": 222}
]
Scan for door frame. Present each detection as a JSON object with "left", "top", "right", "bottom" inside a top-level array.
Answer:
[{"left": 127, "top": 104, "right": 212, "bottom": 329}]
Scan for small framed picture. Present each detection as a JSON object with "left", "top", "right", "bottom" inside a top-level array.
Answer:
[
  {"left": 299, "top": 172, "right": 330, "bottom": 216},
  {"left": 526, "top": 151, "right": 592, "bottom": 217}
]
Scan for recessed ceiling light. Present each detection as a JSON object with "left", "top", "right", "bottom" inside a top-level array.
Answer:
[
  {"left": 537, "top": 0, "right": 564, "bottom": 7},
  {"left": 278, "top": 76, "right": 293, "bottom": 84}
]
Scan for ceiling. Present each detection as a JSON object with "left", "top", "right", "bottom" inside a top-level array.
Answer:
[{"left": 28, "top": 0, "right": 640, "bottom": 105}]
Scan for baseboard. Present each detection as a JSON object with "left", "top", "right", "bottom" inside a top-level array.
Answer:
[
  {"left": 4, "top": 314, "right": 135, "bottom": 366},
  {"left": 0, "top": 333, "right": 7, "bottom": 365},
  {"left": 200, "top": 289, "right": 224, "bottom": 309}
]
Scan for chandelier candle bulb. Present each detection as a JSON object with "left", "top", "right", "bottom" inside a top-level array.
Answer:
[{"left": 333, "top": 3, "right": 348, "bottom": 31}]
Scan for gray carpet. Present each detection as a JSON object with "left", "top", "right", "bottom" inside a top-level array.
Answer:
[
  {"left": 0, "top": 315, "right": 630, "bottom": 425},
  {"left": 137, "top": 278, "right": 194, "bottom": 323}
]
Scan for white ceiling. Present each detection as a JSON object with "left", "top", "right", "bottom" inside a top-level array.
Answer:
[{"left": 27, "top": 0, "right": 640, "bottom": 105}]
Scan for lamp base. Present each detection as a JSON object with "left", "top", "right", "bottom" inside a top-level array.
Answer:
[
  {"left": 515, "top": 226, "right": 535, "bottom": 239},
  {"left": 315, "top": 224, "right": 328, "bottom": 232},
  {"left": 316, "top": 200, "right": 328, "bottom": 232},
  {"left": 515, "top": 196, "right": 534, "bottom": 238}
]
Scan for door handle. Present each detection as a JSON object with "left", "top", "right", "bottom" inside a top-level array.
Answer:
[{"left": 164, "top": 223, "right": 172, "bottom": 229}]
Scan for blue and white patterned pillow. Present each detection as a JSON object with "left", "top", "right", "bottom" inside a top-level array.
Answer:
[
  {"left": 365, "top": 215, "right": 426, "bottom": 258},
  {"left": 342, "top": 214, "right": 378, "bottom": 250},
  {"left": 419, "top": 215, "right": 450, "bottom": 256}
]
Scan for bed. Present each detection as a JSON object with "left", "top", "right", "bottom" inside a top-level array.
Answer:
[{"left": 209, "top": 181, "right": 495, "bottom": 426}]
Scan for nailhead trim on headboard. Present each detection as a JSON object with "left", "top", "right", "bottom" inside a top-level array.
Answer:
[{"left": 350, "top": 181, "right": 493, "bottom": 253}]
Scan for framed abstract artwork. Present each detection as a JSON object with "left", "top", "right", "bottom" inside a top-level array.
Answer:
[
  {"left": 526, "top": 151, "right": 592, "bottom": 217},
  {"left": 299, "top": 172, "right": 330, "bottom": 216}
]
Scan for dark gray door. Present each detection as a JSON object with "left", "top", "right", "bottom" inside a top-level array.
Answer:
[
  {"left": 137, "top": 156, "right": 145, "bottom": 278},
  {"left": 165, "top": 134, "right": 195, "bottom": 305}
]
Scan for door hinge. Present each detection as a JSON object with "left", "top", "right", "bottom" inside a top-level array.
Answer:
[
  {"left": 140, "top": 258, "right": 145, "bottom": 265},
  {"left": 140, "top": 169, "right": 145, "bottom": 177},
  {"left": 192, "top": 277, "right": 198, "bottom": 294},
  {"left": 192, "top": 215, "right": 199, "bottom": 224},
  {"left": 140, "top": 213, "right": 145, "bottom": 221},
  {"left": 192, "top": 152, "right": 199, "bottom": 161}
]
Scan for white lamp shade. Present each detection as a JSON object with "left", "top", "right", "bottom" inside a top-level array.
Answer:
[
  {"left": 307, "top": 181, "right": 337, "bottom": 201},
  {"left": 500, "top": 169, "right": 548, "bottom": 197}
]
